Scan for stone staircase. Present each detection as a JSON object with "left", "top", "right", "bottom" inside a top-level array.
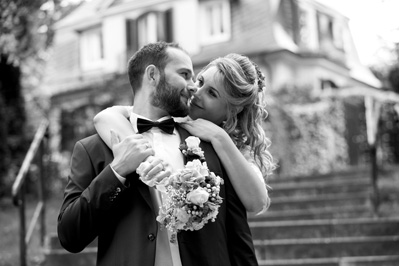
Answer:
[
  {"left": 249, "top": 169, "right": 399, "bottom": 266},
  {"left": 42, "top": 234, "right": 96, "bottom": 266},
  {"left": 42, "top": 169, "right": 399, "bottom": 266}
]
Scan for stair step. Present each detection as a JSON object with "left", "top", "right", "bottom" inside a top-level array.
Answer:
[
  {"left": 254, "top": 168, "right": 397, "bottom": 264},
  {"left": 340, "top": 255, "right": 399, "bottom": 266},
  {"left": 258, "top": 255, "right": 399, "bottom": 266},
  {"left": 254, "top": 235, "right": 399, "bottom": 260},
  {"left": 259, "top": 257, "right": 340, "bottom": 266},
  {"left": 249, "top": 205, "right": 372, "bottom": 221},
  {"left": 269, "top": 192, "right": 370, "bottom": 211},
  {"left": 270, "top": 168, "right": 369, "bottom": 184},
  {"left": 269, "top": 178, "right": 371, "bottom": 198},
  {"left": 250, "top": 217, "right": 399, "bottom": 239},
  {"left": 42, "top": 233, "right": 97, "bottom": 266},
  {"left": 45, "top": 232, "right": 97, "bottom": 250},
  {"left": 270, "top": 177, "right": 370, "bottom": 190},
  {"left": 42, "top": 248, "right": 97, "bottom": 266}
]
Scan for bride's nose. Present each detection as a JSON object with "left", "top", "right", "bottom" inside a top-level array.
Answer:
[{"left": 187, "top": 84, "right": 198, "bottom": 95}]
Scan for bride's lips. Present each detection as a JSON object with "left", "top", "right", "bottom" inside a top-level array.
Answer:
[{"left": 190, "top": 99, "right": 203, "bottom": 109}]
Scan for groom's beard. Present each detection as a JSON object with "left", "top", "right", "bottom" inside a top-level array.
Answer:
[{"left": 151, "top": 74, "right": 189, "bottom": 117}]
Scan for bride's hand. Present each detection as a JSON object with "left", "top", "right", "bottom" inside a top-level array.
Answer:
[
  {"left": 180, "top": 118, "right": 226, "bottom": 143},
  {"left": 136, "top": 156, "right": 172, "bottom": 186}
]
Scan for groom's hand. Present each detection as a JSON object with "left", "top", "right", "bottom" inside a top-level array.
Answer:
[{"left": 110, "top": 130, "right": 154, "bottom": 177}]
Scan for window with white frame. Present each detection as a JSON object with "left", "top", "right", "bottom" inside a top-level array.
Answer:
[
  {"left": 134, "top": 10, "right": 173, "bottom": 50},
  {"left": 332, "top": 22, "right": 344, "bottom": 50},
  {"left": 138, "top": 12, "right": 159, "bottom": 49},
  {"left": 199, "top": 0, "right": 231, "bottom": 45},
  {"left": 79, "top": 26, "right": 104, "bottom": 71}
]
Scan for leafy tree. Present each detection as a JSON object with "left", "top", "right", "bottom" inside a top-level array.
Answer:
[{"left": 0, "top": 0, "right": 62, "bottom": 197}]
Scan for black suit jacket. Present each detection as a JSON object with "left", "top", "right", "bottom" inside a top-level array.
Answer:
[{"left": 57, "top": 125, "right": 258, "bottom": 266}]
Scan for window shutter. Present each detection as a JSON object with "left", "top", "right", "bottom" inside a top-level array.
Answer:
[
  {"left": 126, "top": 19, "right": 138, "bottom": 54},
  {"left": 157, "top": 9, "right": 174, "bottom": 42},
  {"left": 279, "top": 0, "right": 299, "bottom": 44},
  {"left": 164, "top": 8, "right": 173, "bottom": 42}
]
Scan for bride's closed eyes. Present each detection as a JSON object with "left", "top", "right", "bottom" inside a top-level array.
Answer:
[{"left": 208, "top": 88, "right": 219, "bottom": 98}]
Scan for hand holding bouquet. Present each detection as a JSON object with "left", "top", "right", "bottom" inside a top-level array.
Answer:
[{"left": 139, "top": 136, "right": 224, "bottom": 243}]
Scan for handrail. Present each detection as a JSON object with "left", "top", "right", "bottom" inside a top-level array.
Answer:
[
  {"left": 11, "top": 119, "right": 49, "bottom": 266},
  {"left": 12, "top": 119, "right": 49, "bottom": 203}
]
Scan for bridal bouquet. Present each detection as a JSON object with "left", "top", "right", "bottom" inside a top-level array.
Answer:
[{"left": 155, "top": 137, "right": 224, "bottom": 243}]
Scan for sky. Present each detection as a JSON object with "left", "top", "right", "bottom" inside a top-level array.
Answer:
[{"left": 317, "top": 0, "right": 399, "bottom": 66}]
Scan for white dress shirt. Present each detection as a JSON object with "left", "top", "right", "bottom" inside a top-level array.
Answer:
[{"left": 121, "top": 111, "right": 185, "bottom": 266}]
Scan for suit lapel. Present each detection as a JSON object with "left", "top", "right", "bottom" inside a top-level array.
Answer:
[
  {"left": 176, "top": 125, "right": 189, "bottom": 165},
  {"left": 127, "top": 172, "right": 155, "bottom": 213},
  {"left": 175, "top": 124, "right": 223, "bottom": 175}
]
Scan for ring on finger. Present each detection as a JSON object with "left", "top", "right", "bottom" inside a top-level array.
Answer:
[{"left": 145, "top": 143, "right": 150, "bottom": 149}]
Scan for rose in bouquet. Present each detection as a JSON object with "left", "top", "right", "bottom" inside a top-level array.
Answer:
[{"left": 155, "top": 137, "right": 224, "bottom": 243}]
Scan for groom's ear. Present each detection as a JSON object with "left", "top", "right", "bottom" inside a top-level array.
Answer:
[{"left": 145, "top": 65, "right": 161, "bottom": 86}]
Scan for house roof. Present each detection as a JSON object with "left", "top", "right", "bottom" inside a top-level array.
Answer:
[{"left": 54, "top": 0, "right": 108, "bottom": 30}]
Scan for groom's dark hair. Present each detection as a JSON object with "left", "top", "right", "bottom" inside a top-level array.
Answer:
[{"left": 127, "top": 41, "right": 185, "bottom": 92}]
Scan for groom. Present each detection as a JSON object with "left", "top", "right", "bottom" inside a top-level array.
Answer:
[{"left": 57, "top": 41, "right": 258, "bottom": 266}]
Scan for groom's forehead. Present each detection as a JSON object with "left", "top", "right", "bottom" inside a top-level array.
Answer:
[{"left": 165, "top": 48, "right": 193, "bottom": 70}]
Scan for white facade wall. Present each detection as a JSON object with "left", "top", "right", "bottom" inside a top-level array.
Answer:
[
  {"left": 172, "top": 0, "right": 200, "bottom": 55},
  {"left": 102, "top": 16, "right": 127, "bottom": 74}
]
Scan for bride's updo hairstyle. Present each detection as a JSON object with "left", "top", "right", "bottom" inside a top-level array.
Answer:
[{"left": 198, "top": 53, "right": 275, "bottom": 178}]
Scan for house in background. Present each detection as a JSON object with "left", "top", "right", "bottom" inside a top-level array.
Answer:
[{"left": 43, "top": 0, "right": 381, "bottom": 173}]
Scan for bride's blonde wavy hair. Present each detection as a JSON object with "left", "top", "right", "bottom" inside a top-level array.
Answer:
[{"left": 198, "top": 53, "right": 276, "bottom": 178}]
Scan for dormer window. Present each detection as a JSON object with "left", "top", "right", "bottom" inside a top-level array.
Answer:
[
  {"left": 138, "top": 12, "right": 160, "bottom": 48},
  {"left": 278, "top": 0, "right": 300, "bottom": 44},
  {"left": 317, "top": 12, "right": 343, "bottom": 50},
  {"left": 199, "top": 0, "right": 231, "bottom": 45},
  {"left": 79, "top": 26, "right": 104, "bottom": 71},
  {"left": 126, "top": 10, "right": 173, "bottom": 54}
]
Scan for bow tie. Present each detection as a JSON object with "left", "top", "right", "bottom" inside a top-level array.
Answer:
[{"left": 136, "top": 118, "right": 175, "bottom": 134}]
